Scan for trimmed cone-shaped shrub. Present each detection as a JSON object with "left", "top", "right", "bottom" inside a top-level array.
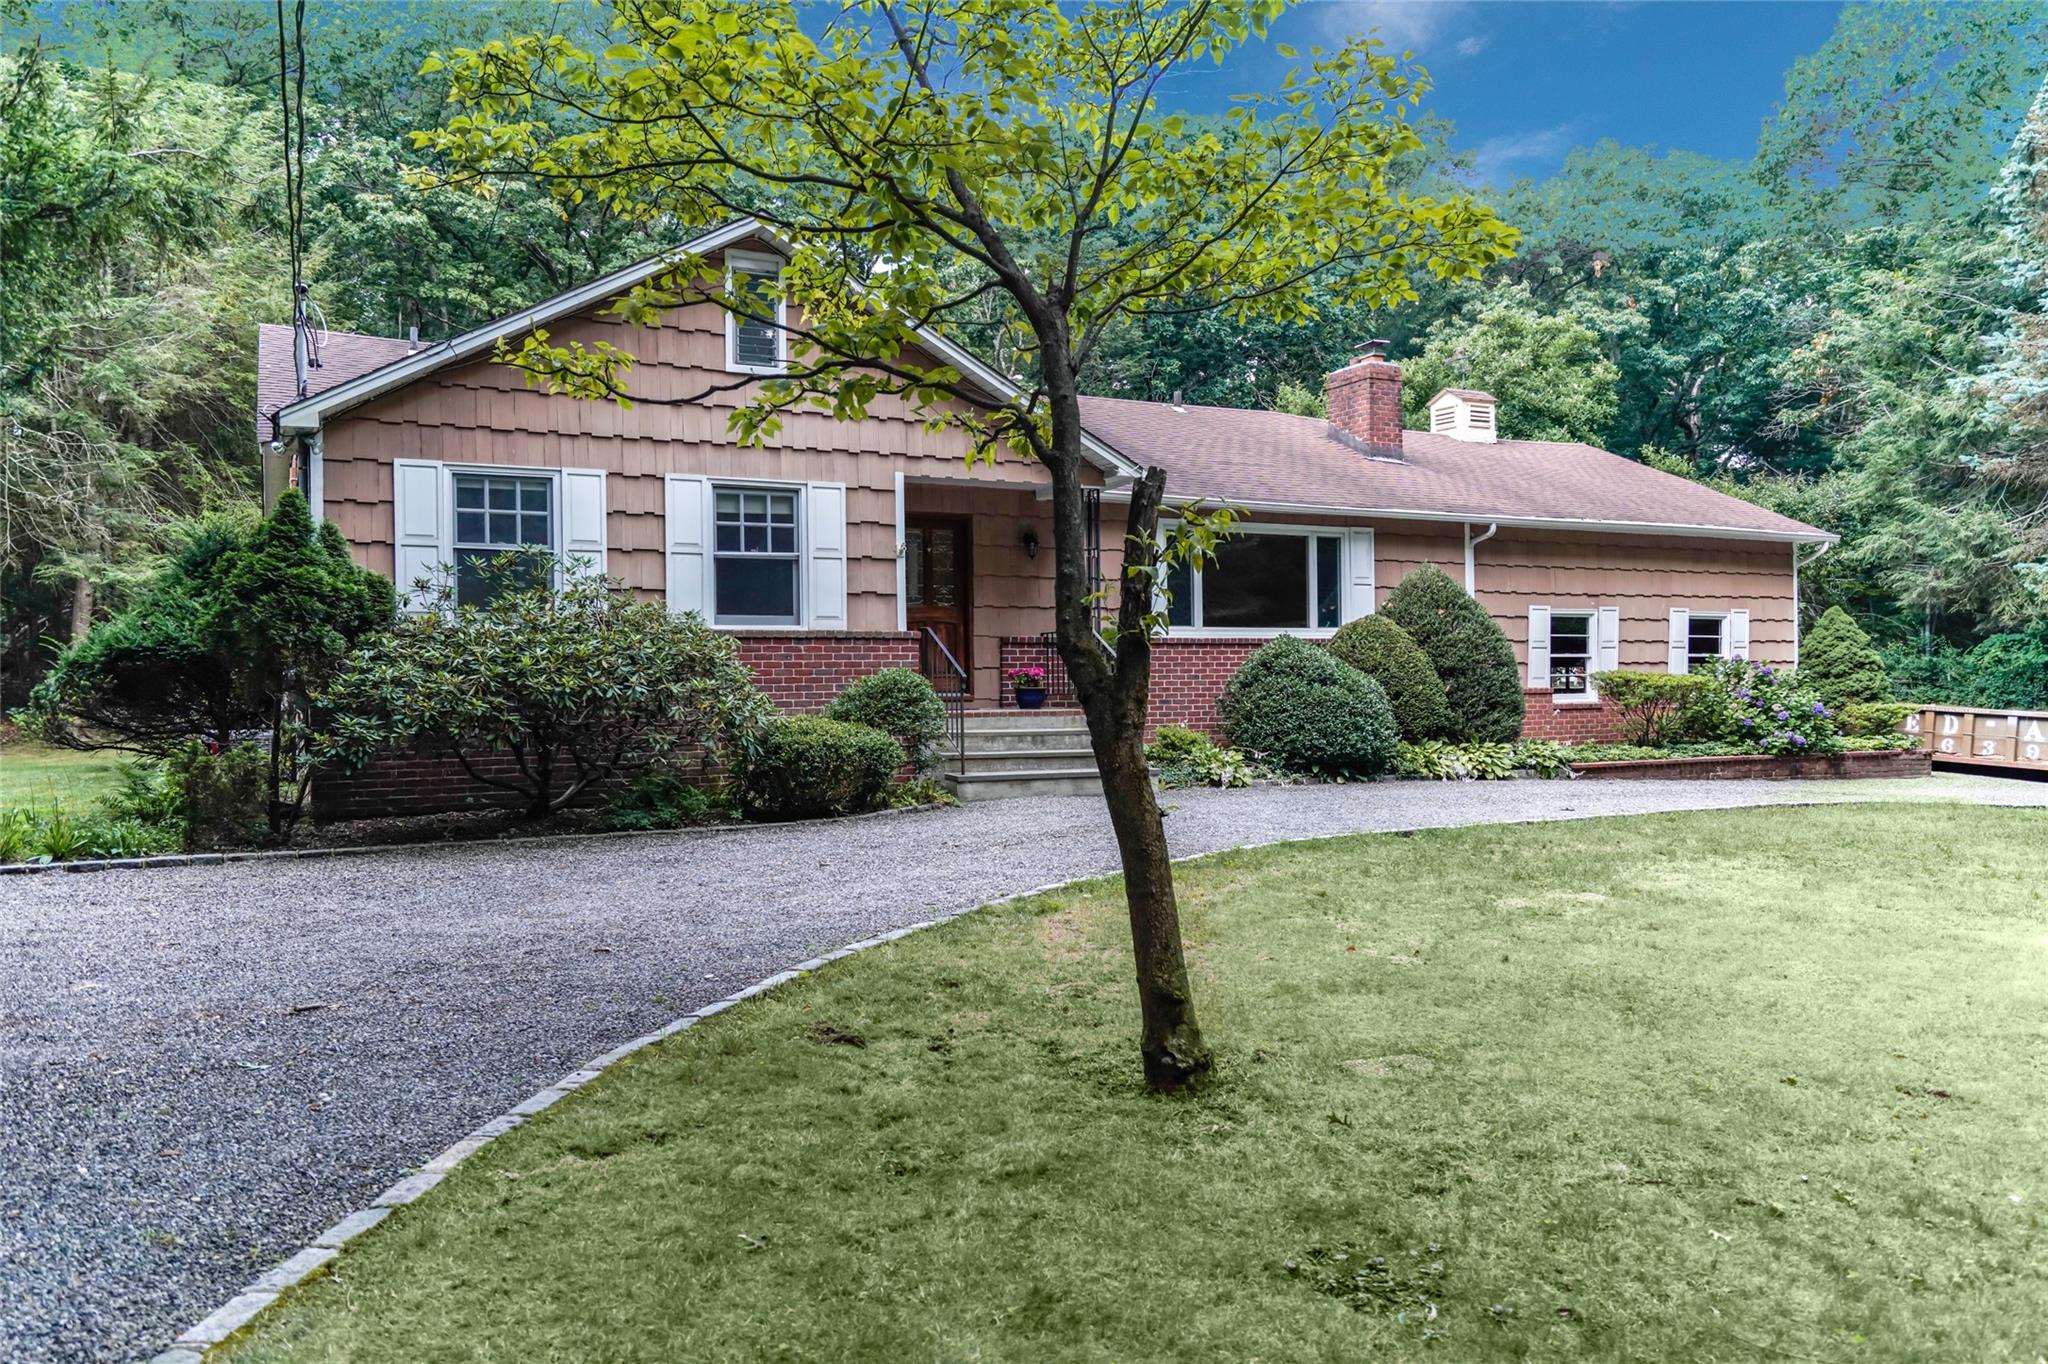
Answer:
[
  {"left": 1379, "top": 564, "right": 1525, "bottom": 742},
  {"left": 740, "top": 716, "right": 903, "bottom": 820},
  {"left": 1797, "top": 606, "right": 1889, "bottom": 708},
  {"left": 1218, "top": 635, "right": 1398, "bottom": 778},
  {"left": 1328, "top": 615, "right": 1451, "bottom": 741}
]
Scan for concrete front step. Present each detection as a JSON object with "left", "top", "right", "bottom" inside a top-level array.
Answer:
[
  {"left": 957, "top": 747, "right": 1099, "bottom": 775},
  {"left": 961, "top": 709, "right": 1087, "bottom": 732},
  {"left": 960, "top": 725, "right": 1095, "bottom": 753},
  {"left": 943, "top": 768, "right": 1106, "bottom": 801}
]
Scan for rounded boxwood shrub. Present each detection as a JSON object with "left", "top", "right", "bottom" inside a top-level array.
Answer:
[
  {"left": 1379, "top": 564, "right": 1525, "bottom": 743},
  {"left": 1327, "top": 615, "right": 1451, "bottom": 741},
  {"left": 825, "top": 668, "right": 949, "bottom": 776},
  {"left": 1218, "top": 635, "right": 1398, "bottom": 778},
  {"left": 739, "top": 716, "right": 903, "bottom": 820},
  {"left": 1798, "top": 606, "right": 1888, "bottom": 708}
]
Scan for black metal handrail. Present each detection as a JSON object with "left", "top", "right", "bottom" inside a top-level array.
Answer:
[{"left": 919, "top": 626, "right": 970, "bottom": 774}]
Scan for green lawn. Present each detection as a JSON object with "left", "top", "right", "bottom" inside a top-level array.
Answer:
[
  {"left": 0, "top": 739, "right": 130, "bottom": 811},
  {"left": 223, "top": 804, "right": 2047, "bottom": 1363}
]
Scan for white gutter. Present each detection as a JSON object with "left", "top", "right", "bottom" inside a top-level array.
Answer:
[
  {"left": 1464, "top": 521, "right": 1498, "bottom": 593},
  {"left": 1100, "top": 491, "right": 1837, "bottom": 546}
]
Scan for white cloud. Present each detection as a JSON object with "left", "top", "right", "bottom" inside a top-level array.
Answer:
[
  {"left": 1468, "top": 123, "right": 1578, "bottom": 183},
  {"left": 1454, "top": 32, "right": 1490, "bottom": 57},
  {"left": 1307, "top": 1, "right": 1479, "bottom": 52}
]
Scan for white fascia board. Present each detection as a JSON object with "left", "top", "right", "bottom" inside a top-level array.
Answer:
[
  {"left": 276, "top": 216, "right": 1141, "bottom": 483},
  {"left": 1100, "top": 491, "right": 1837, "bottom": 546}
]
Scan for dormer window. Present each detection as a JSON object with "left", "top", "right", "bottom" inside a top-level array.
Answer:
[{"left": 724, "top": 251, "right": 786, "bottom": 374}]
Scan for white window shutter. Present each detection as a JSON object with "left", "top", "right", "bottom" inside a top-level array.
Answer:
[
  {"left": 1728, "top": 609, "right": 1751, "bottom": 660},
  {"left": 1668, "top": 607, "right": 1690, "bottom": 673},
  {"left": 1527, "top": 605, "right": 1551, "bottom": 690},
  {"left": 1345, "top": 529, "right": 1376, "bottom": 620},
  {"left": 561, "top": 469, "right": 607, "bottom": 577},
  {"left": 392, "top": 459, "right": 446, "bottom": 612},
  {"left": 664, "top": 475, "right": 709, "bottom": 617},
  {"left": 804, "top": 481, "right": 848, "bottom": 630},
  {"left": 1596, "top": 606, "right": 1621, "bottom": 674}
]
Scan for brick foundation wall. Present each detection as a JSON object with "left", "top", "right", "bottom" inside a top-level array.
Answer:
[
  {"left": 731, "top": 631, "right": 921, "bottom": 714},
  {"left": 1145, "top": 638, "right": 1266, "bottom": 736},
  {"left": 1519, "top": 691, "right": 1630, "bottom": 743},
  {"left": 313, "top": 630, "right": 920, "bottom": 821}
]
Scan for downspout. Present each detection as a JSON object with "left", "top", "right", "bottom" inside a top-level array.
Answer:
[
  {"left": 305, "top": 428, "right": 325, "bottom": 524},
  {"left": 1464, "top": 521, "right": 1498, "bottom": 594},
  {"left": 1793, "top": 540, "right": 1831, "bottom": 665}
]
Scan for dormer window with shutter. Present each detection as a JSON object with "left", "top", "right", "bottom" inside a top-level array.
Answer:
[{"left": 724, "top": 250, "right": 786, "bottom": 375}]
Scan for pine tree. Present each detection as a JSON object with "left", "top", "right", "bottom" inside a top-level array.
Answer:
[{"left": 1798, "top": 605, "right": 1890, "bottom": 707}]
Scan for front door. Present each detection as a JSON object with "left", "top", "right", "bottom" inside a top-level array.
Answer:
[{"left": 906, "top": 517, "right": 971, "bottom": 686}]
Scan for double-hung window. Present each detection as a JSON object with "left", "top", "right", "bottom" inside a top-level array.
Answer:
[
  {"left": 1547, "top": 611, "right": 1594, "bottom": 696},
  {"left": 725, "top": 251, "right": 786, "bottom": 374},
  {"left": 713, "top": 486, "right": 800, "bottom": 625},
  {"left": 1163, "top": 527, "right": 1347, "bottom": 631},
  {"left": 1687, "top": 613, "right": 1728, "bottom": 671},
  {"left": 452, "top": 472, "right": 553, "bottom": 606}
]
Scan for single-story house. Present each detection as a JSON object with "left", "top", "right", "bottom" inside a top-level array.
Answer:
[{"left": 259, "top": 218, "right": 1832, "bottom": 809}]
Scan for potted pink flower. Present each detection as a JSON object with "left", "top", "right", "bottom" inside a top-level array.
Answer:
[{"left": 1007, "top": 665, "right": 1048, "bottom": 709}]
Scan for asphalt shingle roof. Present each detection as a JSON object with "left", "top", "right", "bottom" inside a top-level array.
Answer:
[{"left": 1077, "top": 394, "right": 1824, "bottom": 539}]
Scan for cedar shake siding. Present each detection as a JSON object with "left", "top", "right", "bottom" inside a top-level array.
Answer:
[{"left": 319, "top": 274, "right": 1080, "bottom": 618}]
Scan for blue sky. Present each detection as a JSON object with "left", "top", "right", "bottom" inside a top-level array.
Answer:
[{"left": 1158, "top": 1, "right": 1846, "bottom": 183}]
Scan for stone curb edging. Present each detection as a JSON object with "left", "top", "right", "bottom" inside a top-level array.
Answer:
[
  {"left": 143, "top": 867, "right": 1078, "bottom": 1364},
  {"left": 0, "top": 799, "right": 949, "bottom": 879},
  {"left": 144, "top": 793, "right": 1925, "bottom": 1361}
]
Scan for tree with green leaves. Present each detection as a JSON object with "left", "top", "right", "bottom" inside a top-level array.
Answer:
[
  {"left": 216, "top": 490, "right": 398, "bottom": 833},
  {"left": 1397, "top": 286, "right": 1619, "bottom": 444},
  {"left": 29, "top": 489, "right": 394, "bottom": 836},
  {"left": 1797, "top": 605, "right": 1889, "bottom": 708},
  {"left": 414, "top": 0, "right": 1515, "bottom": 1089}
]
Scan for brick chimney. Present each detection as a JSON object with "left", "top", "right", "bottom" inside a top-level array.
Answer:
[{"left": 1324, "top": 340, "right": 1404, "bottom": 459}]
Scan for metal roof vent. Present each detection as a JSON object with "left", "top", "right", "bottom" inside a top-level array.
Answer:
[{"left": 1426, "top": 387, "right": 1498, "bottom": 444}]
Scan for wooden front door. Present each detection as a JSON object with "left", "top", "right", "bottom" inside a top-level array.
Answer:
[{"left": 906, "top": 517, "right": 971, "bottom": 685}]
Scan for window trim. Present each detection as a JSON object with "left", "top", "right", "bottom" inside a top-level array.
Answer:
[
  {"left": 1158, "top": 520, "right": 1352, "bottom": 637},
  {"left": 1545, "top": 607, "right": 1600, "bottom": 703},
  {"left": 723, "top": 249, "right": 788, "bottom": 376},
  {"left": 446, "top": 462, "right": 563, "bottom": 602},
  {"left": 707, "top": 477, "right": 805, "bottom": 628},
  {"left": 1685, "top": 611, "right": 1730, "bottom": 671}
]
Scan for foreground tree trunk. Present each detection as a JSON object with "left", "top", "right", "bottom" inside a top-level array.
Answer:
[{"left": 1045, "top": 403, "right": 1211, "bottom": 1091}]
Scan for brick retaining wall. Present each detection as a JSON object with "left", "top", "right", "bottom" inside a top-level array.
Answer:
[
  {"left": 313, "top": 631, "right": 920, "bottom": 821},
  {"left": 1570, "top": 748, "right": 1931, "bottom": 781}
]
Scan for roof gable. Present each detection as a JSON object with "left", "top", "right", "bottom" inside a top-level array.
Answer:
[{"left": 268, "top": 218, "right": 1137, "bottom": 478}]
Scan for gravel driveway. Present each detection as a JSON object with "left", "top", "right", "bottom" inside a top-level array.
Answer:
[{"left": 3, "top": 773, "right": 2042, "bottom": 1363}]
